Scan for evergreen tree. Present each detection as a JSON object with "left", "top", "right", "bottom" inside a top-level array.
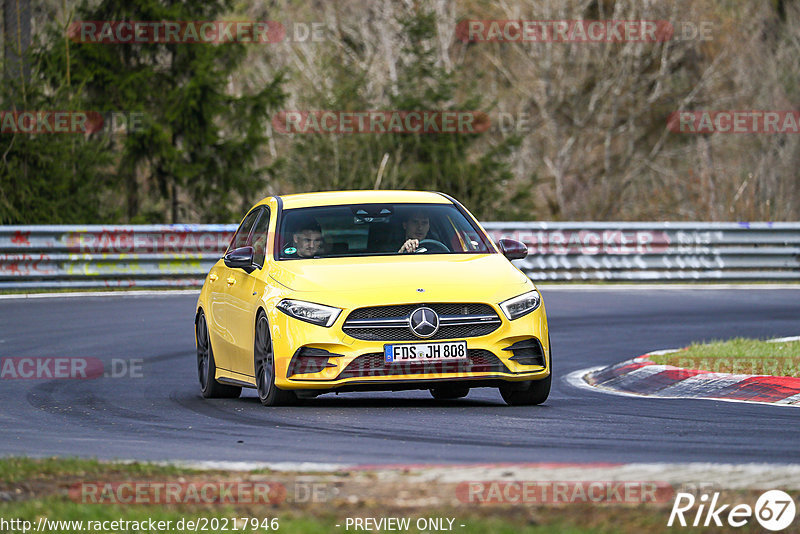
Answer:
[
  {"left": 36, "top": 0, "right": 286, "bottom": 223},
  {"left": 0, "top": 55, "right": 115, "bottom": 224}
]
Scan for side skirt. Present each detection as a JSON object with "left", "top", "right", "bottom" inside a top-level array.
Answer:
[{"left": 217, "top": 376, "right": 257, "bottom": 389}]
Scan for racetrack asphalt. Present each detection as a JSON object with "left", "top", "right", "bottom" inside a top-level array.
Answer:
[{"left": 0, "top": 288, "right": 798, "bottom": 465}]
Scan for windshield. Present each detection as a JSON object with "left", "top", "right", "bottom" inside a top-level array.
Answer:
[{"left": 276, "top": 203, "right": 495, "bottom": 260}]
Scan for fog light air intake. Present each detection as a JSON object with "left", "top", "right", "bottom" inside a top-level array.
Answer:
[
  {"left": 503, "top": 338, "right": 546, "bottom": 367},
  {"left": 287, "top": 347, "right": 342, "bottom": 376}
]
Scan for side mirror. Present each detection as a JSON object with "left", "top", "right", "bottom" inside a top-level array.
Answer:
[
  {"left": 224, "top": 246, "right": 255, "bottom": 273},
  {"left": 498, "top": 239, "right": 528, "bottom": 260}
]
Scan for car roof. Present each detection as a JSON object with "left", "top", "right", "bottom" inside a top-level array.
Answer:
[{"left": 268, "top": 190, "right": 452, "bottom": 210}]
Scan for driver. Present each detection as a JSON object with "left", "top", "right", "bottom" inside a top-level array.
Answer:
[
  {"left": 398, "top": 211, "right": 430, "bottom": 253},
  {"left": 287, "top": 221, "right": 324, "bottom": 258}
]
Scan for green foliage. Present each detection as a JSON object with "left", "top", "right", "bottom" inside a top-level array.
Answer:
[
  {"left": 0, "top": 69, "right": 116, "bottom": 224},
  {"left": 3, "top": 0, "right": 286, "bottom": 224},
  {"left": 278, "top": 7, "right": 523, "bottom": 221},
  {"left": 69, "top": 0, "right": 284, "bottom": 222},
  {"left": 0, "top": 457, "right": 201, "bottom": 484}
]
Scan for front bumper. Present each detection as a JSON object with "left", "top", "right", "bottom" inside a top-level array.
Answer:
[{"left": 269, "top": 302, "right": 550, "bottom": 391}]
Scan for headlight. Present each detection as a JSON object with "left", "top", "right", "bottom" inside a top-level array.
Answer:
[
  {"left": 276, "top": 299, "right": 342, "bottom": 327},
  {"left": 499, "top": 290, "right": 541, "bottom": 320}
]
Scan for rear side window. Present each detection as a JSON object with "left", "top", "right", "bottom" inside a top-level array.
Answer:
[{"left": 227, "top": 208, "right": 261, "bottom": 253}]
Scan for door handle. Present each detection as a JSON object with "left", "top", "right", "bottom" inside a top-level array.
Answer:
[
  {"left": 208, "top": 273, "right": 218, "bottom": 282},
  {"left": 226, "top": 277, "right": 236, "bottom": 286}
]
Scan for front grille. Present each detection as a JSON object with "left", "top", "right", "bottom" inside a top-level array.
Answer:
[
  {"left": 337, "top": 349, "right": 509, "bottom": 379},
  {"left": 343, "top": 303, "right": 501, "bottom": 341},
  {"left": 348, "top": 303, "right": 495, "bottom": 319}
]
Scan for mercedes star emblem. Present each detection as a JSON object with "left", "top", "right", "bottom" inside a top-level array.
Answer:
[{"left": 409, "top": 307, "right": 439, "bottom": 338}]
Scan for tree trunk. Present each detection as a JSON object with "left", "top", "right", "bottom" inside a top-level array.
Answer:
[
  {"left": 3, "top": 0, "right": 31, "bottom": 89},
  {"left": 171, "top": 182, "right": 178, "bottom": 223}
]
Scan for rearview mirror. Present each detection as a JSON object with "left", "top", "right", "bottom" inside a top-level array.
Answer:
[
  {"left": 224, "top": 246, "right": 255, "bottom": 273},
  {"left": 498, "top": 239, "right": 528, "bottom": 260}
]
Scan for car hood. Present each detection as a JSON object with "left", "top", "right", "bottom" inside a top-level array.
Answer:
[{"left": 268, "top": 254, "right": 532, "bottom": 305}]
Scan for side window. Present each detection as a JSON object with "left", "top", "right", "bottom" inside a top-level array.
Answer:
[
  {"left": 251, "top": 208, "right": 271, "bottom": 267},
  {"left": 227, "top": 208, "right": 260, "bottom": 253}
]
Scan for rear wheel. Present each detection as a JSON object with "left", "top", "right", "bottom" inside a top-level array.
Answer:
[
  {"left": 254, "top": 312, "right": 297, "bottom": 406},
  {"left": 430, "top": 385, "right": 470, "bottom": 400},
  {"left": 196, "top": 312, "right": 241, "bottom": 399}
]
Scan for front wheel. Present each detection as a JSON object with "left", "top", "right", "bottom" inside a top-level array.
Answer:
[
  {"left": 254, "top": 312, "right": 297, "bottom": 406},
  {"left": 196, "top": 312, "right": 241, "bottom": 399},
  {"left": 499, "top": 374, "right": 551, "bottom": 406},
  {"left": 500, "top": 336, "right": 551, "bottom": 406}
]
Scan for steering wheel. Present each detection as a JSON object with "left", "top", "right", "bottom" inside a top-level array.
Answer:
[{"left": 414, "top": 239, "right": 450, "bottom": 253}]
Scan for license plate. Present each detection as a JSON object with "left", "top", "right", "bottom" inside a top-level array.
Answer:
[{"left": 384, "top": 341, "right": 468, "bottom": 363}]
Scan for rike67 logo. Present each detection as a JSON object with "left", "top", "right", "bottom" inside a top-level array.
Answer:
[{"left": 668, "top": 490, "right": 796, "bottom": 531}]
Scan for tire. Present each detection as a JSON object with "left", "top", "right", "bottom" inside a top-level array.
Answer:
[
  {"left": 499, "top": 374, "right": 551, "bottom": 406},
  {"left": 254, "top": 311, "right": 297, "bottom": 406},
  {"left": 499, "top": 335, "right": 552, "bottom": 406},
  {"left": 430, "top": 385, "right": 470, "bottom": 400},
  {"left": 197, "top": 312, "right": 241, "bottom": 399}
]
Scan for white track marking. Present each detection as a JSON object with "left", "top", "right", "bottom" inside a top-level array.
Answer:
[
  {"left": 120, "top": 459, "right": 355, "bottom": 472},
  {"left": 566, "top": 336, "right": 800, "bottom": 406},
  {"left": 401, "top": 463, "right": 800, "bottom": 489},
  {"left": 116, "top": 458, "right": 800, "bottom": 489},
  {"left": 565, "top": 366, "right": 800, "bottom": 409},
  {"left": 538, "top": 284, "right": 800, "bottom": 291},
  {"left": 0, "top": 290, "right": 200, "bottom": 300}
]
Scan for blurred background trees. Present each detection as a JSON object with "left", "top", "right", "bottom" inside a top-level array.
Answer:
[
  {"left": 1, "top": 0, "right": 798, "bottom": 223},
  {"left": 2, "top": 0, "right": 286, "bottom": 223},
  {"left": 1, "top": 0, "right": 115, "bottom": 223}
]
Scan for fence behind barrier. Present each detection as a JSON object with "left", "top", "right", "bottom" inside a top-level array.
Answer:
[{"left": 1, "top": 222, "right": 798, "bottom": 289}]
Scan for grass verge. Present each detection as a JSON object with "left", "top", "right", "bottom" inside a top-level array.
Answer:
[
  {"left": 0, "top": 458, "right": 787, "bottom": 534},
  {"left": 648, "top": 338, "right": 800, "bottom": 376}
]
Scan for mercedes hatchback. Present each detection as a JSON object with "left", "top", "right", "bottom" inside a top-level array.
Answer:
[{"left": 195, "top": 190, "right": 551, "bottom": 405}]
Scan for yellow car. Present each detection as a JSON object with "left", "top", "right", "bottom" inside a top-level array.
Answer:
[{"left": 195, "top": 190, "right": 551, "bottom": 406}]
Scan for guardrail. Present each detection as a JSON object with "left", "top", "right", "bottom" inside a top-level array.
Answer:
[
  {"left": 1, "top": 222, "right": 798, "bottom": 289},
  {"left": 0, "top": 225, "right": 235, "bottom": 289},
  {"left": 484, "top": 222, "right": 800, "bottom": 281}
]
